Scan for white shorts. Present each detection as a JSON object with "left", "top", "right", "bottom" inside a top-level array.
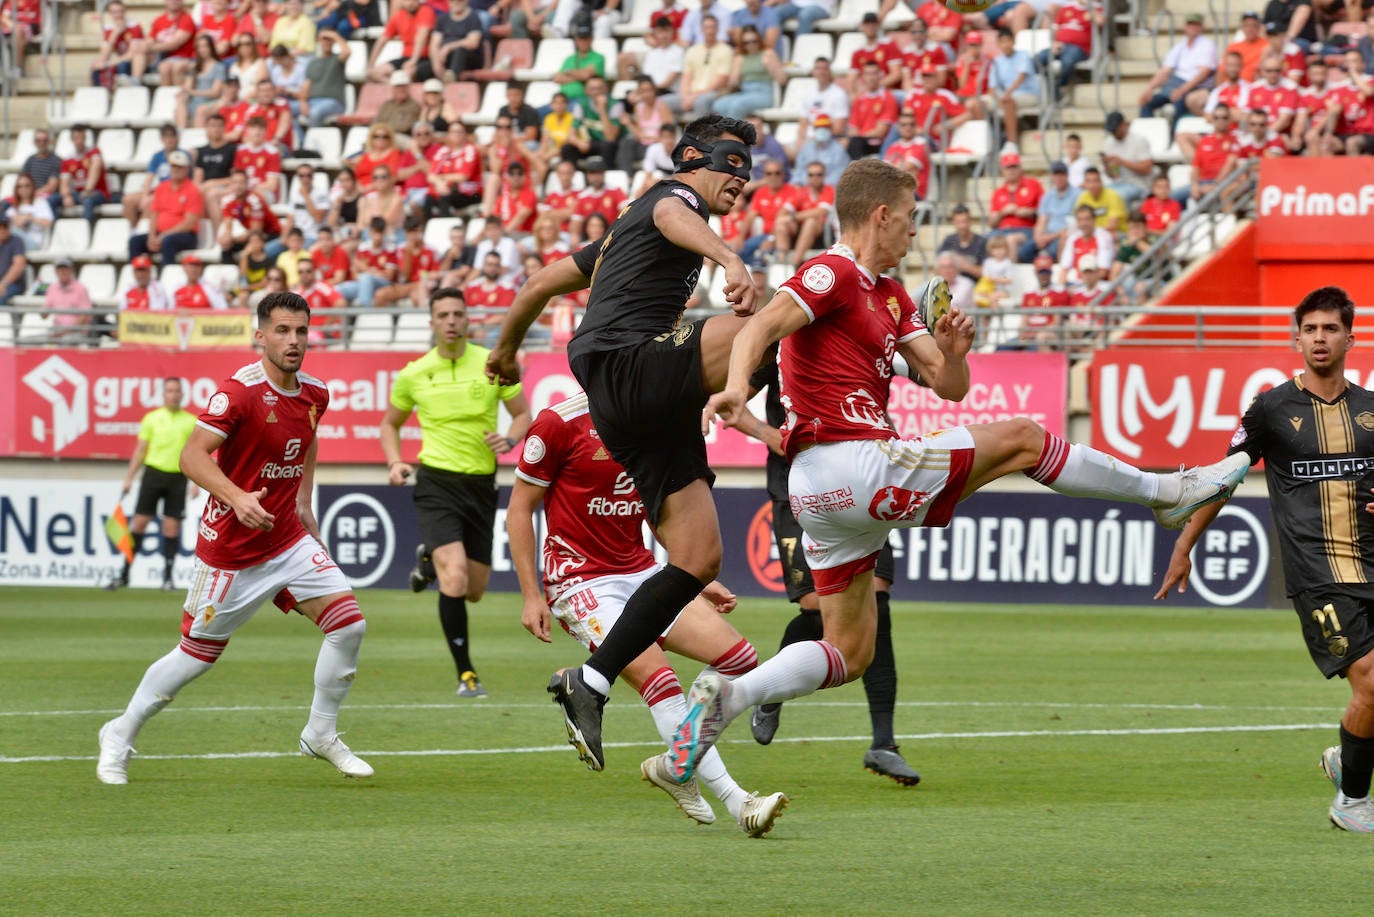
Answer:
[
  {"left": 548, "top": 565, "right": 680, "bottom": 652},
  {"left": 788, "top": 430, "right": 976, "bottom": 593},
  {"left": 183, "top": 534, "right": 352, "bottom": 641}
]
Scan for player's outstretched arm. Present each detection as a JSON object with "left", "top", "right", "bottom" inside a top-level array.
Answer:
[
  {"left": 179, "top": 426, "right": 275, "bottom": 530},
  {"left": 653, "top": 196, "right": 756, "bottom": 315},
  {"left": 506, "top": 478, "right": 554, "bottom": 643},
  {"left": 899, "top": 307, "right": 975, "bottom": 401},
  {"left": 486, "top": 256, "right": 590, "bottom": 386},
  {"left": 1154, "top": 498, "right": 1227, "bottom": 600},
  {"left": 701, "top": 292, "right": 807, "bottom": 433}
]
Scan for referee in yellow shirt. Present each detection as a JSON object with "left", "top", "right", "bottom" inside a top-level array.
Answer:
[
  {"left": 381, "top": 289, "right": 532, "bottom": 697},
  {"left": 109, "top": 377, "right": 198, "bottom": 591}
]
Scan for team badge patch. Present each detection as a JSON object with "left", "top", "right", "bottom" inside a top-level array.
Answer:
[
  {"left": 1229, "top": 426, "right": 1247, "bottom": 447},
  {"left": 208, "top": 392, "right": 230, "bottom": 416},
  {"left": 1356, "top": 412, "right": 1374, "bottom": 432},
  {"left": 523, "top": 435, "right": 546, "bottom": 464},
  {"left": 802, "top": 264, "right": 835, "bottom": 294},
  {"left": 670, "top": 187, "right": 699, "bottom": 209}
]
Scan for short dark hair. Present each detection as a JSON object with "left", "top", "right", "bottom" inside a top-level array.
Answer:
[
  {"left": 369, "top": 216, "right": 387, "bottom": 232},
  {"left": 429, "top": 286, "right": 465, "bottom": 314},
  {"left": 1083, "top": 166, "right": 1101, "bottom": 178},
  {"left": 257, "top": 290, "right": 311, "bottom": 324},
  {"left": 1295, "top": 286, "right": 1355, "bottom": 331},
  {"left": 951, "top": 203, "right": 970, "bottom": 216},
  {"left": 997, "top": 27, "right": 1013, "bottom": 40},
  {"left": 682, "top": 112, "right": 757, "bottom": 147}
]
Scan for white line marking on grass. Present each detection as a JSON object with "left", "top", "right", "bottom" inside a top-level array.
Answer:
[{"left": 0, "top": 722, "right": 1338, "bottom": 765}]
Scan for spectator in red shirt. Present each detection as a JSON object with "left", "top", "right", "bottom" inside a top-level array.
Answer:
[
  {"left": 492, "top": 160, "right": 538, "bottom": 236},
  {"left": 1235, "top": 106, "right": 1291, "bottom": 168},
  {"left": 377, "top": 215, "right": 441, "bottom": 308},
  {"left": 129, "top": 150, "right": 204, "bottom": 266},
  {"left": 424, "top": 121, "right": 484, "bottom": 218},
  {"left": 310, "top": 226, "right": 351, "bottom": 286},
  {"left": 898, "top": 18, "right": 949, "bottom": 89},
  {"left": 987, "top": 151, "right": 1042, "bottom": 256},
  {"left": 54, "top": 124, "right": 109, "bottom": 225},
  {"left": 199, "top": 0, "right": 239, "bottom": 59},
  {"left": 1139, "top": 174, "right": 1182, "bottom": 237},
  {"left": 294, "top": 255, "right": 346, "bottom": 343},
  {"left": 172, "top": 254, "right": 229, "bottom": 310},
  {"left": 740, "top": 159, "right": 795, "bottom": 263},
  {"left": 1034, "top": 0, "right": 1103, "bottom": 97},
  {"left": 849, "top": 11, "right": 903, "bottom": 92},
  {"left": 904, "top": 62, "right": 970, "bottom": 148},
  {"left": 1295, "top": 58, "right": 1334, "bottom": 153},
  {"left": 883, "top": 109, "right": 931, "bottom": 200},
  {"left": 1176, "top": 104, "right": 1238, "bottom": 205},
  {"left": 149, "top": 0, "right": 197, "bottom": 87},
  {"left": 569, "top": 157, "right": 627, "bottom": 242},
  {"left": 464, "top": 250, "right": 518, "bottom": 344},
  {"left": 1247, "top": 53, "right": 1299, "bottom": 133},
  {"left": 847, "top": 60, "right": 899, "bottom": 160},
  {"left": 233, "top": 115, "right": 284, "bottom": 202},
  {"left": 245, "top": 79, "right": 294, "bottom": 153},
  {"left": 367, "top": 0, "right": 436, "bottom": 83},
  {"left": 1067, "top": 254, "right": 1113, "bottom": 340},
  {"left": 337, "top": 216, "right": 398, "bottom": 306},
  {"left": 951, "top": 31, "right": 990, "bottom": 112},
  {"left": 784, "top": 162, "right": 835, "bottom": 265},
  {"left": 1322, "top": 49, "right": 1374, "bottom": 156},
  {"left": 1010, "top": 252, "right": 1071, "bottom": 350},
  {"left": 235, "top": 0, "right": 280, "bottom": 57},
  {"left": 217, "top": 168, "right": 282, "bottom": 261},
  {"left": 90, "top": 0, "right": 148, "bottom": 88},
  {"left": 120, "top": 254, "right": 170, "bottom": 312},
  {"left": 539, "top": 158, "right": 581, "bottom": 232}
]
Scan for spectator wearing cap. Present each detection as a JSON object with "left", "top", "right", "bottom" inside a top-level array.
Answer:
[
  {"left": 791, "top": 113, "right": 851, "bottom": 185},
  {"left": 1011, "top": 253, "right": 1071, "bottom": 350},
  {"left": 1058, "top": 203, "right": 1116, "bottom": 275},
  {"left": 120, "top": 255, "right": 170, "bottom": 312},
  {"left": 1264, "top": 0, "right": 1318, "bottom": 50},
  {"left": 1021, "top": 159, "right": 1076, "bottom": 262},
  {"left": 367, "top": 0, "right": 437, "bottom": 83},
  {"left": 415, "top": 79, "right": 457, "bottom": 132},
  {"left": 1264, "top": 19, "right": 1308, "bottom": 83},
  {"left": 1138, "top": 12, "right": 1216, "bottom": 121},
  {"left": 711, "top": 24, "right": 785, "bottom": 120},
  {"left": 987, "top": 28, "right": 1040, "bottom": 147},
  {"left": 1034, "top": 0, "right": 1104, "bottom": 97},
  {"left": 1099, "top": 111, "right": 1154, "bottom": 206},
  {"left": 552, "top": 24, "right": 605, "bottom": 107},
  {"left": 903, "top": 62, "right": 970, "bottom": 148},
  {"left": 269, "top": 0, "right": 317, "bottom": 56},
  {"left": 619, "top": 14, "right": 684, "bottom": 93},
  {"left": 0, "top": 215, "right": 25, "bottom": 310},
  {"left": 938, "top": 204, "right": 987, "bottom": 279},
  {"left": 46, "top": 257, "right": 96, "bottom": 343},
  {"left": 431, "top": 0, "right": 487, "bottom": 80},
  {"left": 1226, "top": 11, "right": 1268, "bottom": 82},
  {"left": 847, "top": 61, "right": 899, "bottom": 161},
  {"left": 54, "top": 124, "right": 110, "bottom": 226},
  {"left": 730, "top": 0, "right": 782, "bottom": 56},
  {"left": 300, "top": 30, "right": 350, "bottom": 127},
  {"left": 986, "top": 151, "right": 1042, "bottom": 256},
  {"left": 130, "top": 150, "right": 204, "bottom": 266},
  {"left": 849, "top": 12, "right": 903, "bottom": 92},
  {"left": 764, "top": 0, "right": 833, "bottom": 39},
  {"left": 1068, "top": 254, "right": 1114, "bottom": 338},
  {"left": 669, "top": 13, "right": 733, "bottom": 117},
  {"left": 377, "top": 71, "right": 423, "bottom": 136},
  {"left": 883, "top": 109, "right": 931, "bottom": 200},
  {"left": 171, "top": 255, "right": 229, "bottom": 310}
]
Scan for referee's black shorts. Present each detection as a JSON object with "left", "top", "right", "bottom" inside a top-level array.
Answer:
[
  {"left": 134, "top": 467, "right": 189, "bottom": 519},
  {"left": 773, "top": 499, "right": 896, "bottom": 602},
  {"left": 570, "top": 319, "right": 714, "bottom": 526},
  {"left": 413, "top": 465, "right": 498, "bottom": 565}
]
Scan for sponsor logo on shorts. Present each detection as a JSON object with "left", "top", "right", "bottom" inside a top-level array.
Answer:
[
  {"left": 523, "top": 435, "right": 546, "bottom": 464},
  {"left": 868, "top": 485, "right": 932, "bottom": 522},
  {"left": 208, "top": 392, "right": 230, "bottom": 416},
  {"left": 802, "top": 263, "right": 835, "bottom": 294},
  {"left": 789, "top": 487, "right": 856, "bottom": 516}
]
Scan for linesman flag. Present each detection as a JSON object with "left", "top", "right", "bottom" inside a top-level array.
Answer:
[{"left": 105, "top": 504, "right": 135, "bottom": 563}]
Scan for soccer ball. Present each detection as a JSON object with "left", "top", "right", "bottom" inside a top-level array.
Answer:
[{"left": 941, "top": 0, "right": 998, "bottom": 12}]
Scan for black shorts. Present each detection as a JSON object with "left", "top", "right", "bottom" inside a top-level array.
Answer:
[
  {"left": 570, "top": 320, "right": 713, "bottom": 526},
  {"left": 413, "top": 464, "right": 497, "bottom": 565},
  {"left": 773, "top": 498, "right": 895, "bottom": 603},
  {"left": 1291, "top": 586, "right": 1374, "bottom": 678},
  {"left": 134, "top": 467, "right": 188, "bottom": 519}
]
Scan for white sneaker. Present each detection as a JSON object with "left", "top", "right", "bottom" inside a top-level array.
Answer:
[
  {"left": 667, "top": 672, "right": 734, "bottom": 784},
  {"left": 1329, "top": 793, "right": 1374, "bottom": 833},
  {"left": 737, "top": 791, "right": 789, "bottom": 837},
  {"left": 1322, "top": 745, "right": 1342, "bottom": 790},
  {"left": 1153, "top": 452, "right": 1250, "bottom": 529},
  {"left": 640, "top": 753, "right": 715, "bottom": 825},
  {"left": 299, "top": 731, "right": 374, "bottom": 778},
  {"left": 96, "top": 720, "right": 133, "bottom": 785}
]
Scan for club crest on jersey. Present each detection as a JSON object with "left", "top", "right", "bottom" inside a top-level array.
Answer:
[
  {"left": 262, "top": 390, "right": 279, "bottom": 406},
  {"left": 802, "top": 263, "right": 835, "bottom": 294},
  {"left": 887, "top": 296, "right": 900, "bottom": 322},
  {"left": 670, "top": 187, "right": 699, "bottom": 209},
  {"left": 308, "top": 404, "right": 317, "bottom": 429},
  {"left": 523, "top": 435, "right": 546, "bottom": 464},
  {"left": 1357, "top": 412, "right": 1374, "bottom": 432},
  {"left": 208, "top": 392, "right": 230, "bottom": 416}
]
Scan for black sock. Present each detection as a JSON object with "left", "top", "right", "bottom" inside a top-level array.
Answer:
[
  {"left": 586, "top": 564, "right": 704, "bottom": 686},
  {"left": 1341, "top": 724, "right": 1374, "bottom": 799},
  {"left": 161, "top": 535, "right": 178, "bottom": 581},
  {"left": 779, "top": 607, "right": 823, "bottom": 649},
  {"left": 863, "top": 590, "right": 897, "bottom": 748},
  {"left": 438, "top": 593, "right": 473, "bottom": 675}
]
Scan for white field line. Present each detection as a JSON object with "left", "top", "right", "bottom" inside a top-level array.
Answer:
[{"left": 0, "top": 722, "right": 1338, "bottom": 765}]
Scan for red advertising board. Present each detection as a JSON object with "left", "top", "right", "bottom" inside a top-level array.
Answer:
[
  {"left": 5, "top": 348, "right": 1068, "bottom": 464},
  {"left": 1256, "top": 157, "right": 1374, "bottom": 261},
  {"left": 1090, "top": 349, "right": 1374, "bottom": 468}
]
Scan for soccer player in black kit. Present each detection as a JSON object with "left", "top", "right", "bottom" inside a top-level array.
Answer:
[
  {"left": 486, "top": 114, "right": 760, "bottom": 771},
  {"left": 1157, "top": 286, "right": 1374, "bottom": 833}
]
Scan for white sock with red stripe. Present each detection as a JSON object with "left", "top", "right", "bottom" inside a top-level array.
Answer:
[
  {"left": 703, "top": 639, "right": 758, "bottom": 677},
  {"left": 108, "top": 645, "right": 216, "bottom": 744},
  {"left": 1025, "top": 433, "right": 1173, "bottom": 505},
  {"left": 305, "top": 598, "right": 366, "bottom": 740},
  {"left": 641, "top": 667, "right": 747, "bottom": 818},
  {"left": 721, "top": 640, "right": 847, "bottom": 721}
]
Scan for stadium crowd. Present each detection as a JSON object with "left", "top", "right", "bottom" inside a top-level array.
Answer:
[{"left": 3, "top": 0, "right": 1373, "bottom": 348}]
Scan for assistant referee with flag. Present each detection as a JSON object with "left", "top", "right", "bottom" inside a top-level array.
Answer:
[{"left": 107, "top": 377, "right": 197, "bottom": 591}]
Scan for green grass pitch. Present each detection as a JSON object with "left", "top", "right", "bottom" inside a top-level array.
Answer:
[{"left": 0, "top": 586, "right": 1368, "bottom": 915}]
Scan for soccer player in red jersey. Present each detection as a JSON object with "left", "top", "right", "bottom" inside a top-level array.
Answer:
[
  {"left": 507, "top": 391, "right": 788, "bottom": 836},
  {"left": 665, "top": 159, "right": 1249, "bottom": 784},
  {"left": 96, "top": 292, "right": 372, "bottom": 784}
]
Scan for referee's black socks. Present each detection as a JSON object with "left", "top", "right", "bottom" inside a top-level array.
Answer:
[
  {"left": 586, "top": 564, "right": 704, "bottom": 691},
  {"left": 438, "top": 593, "right": 473, "bottom": 674}
]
